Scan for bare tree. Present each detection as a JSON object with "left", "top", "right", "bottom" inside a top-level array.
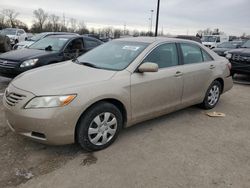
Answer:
[
  {"left": 49, "top": 14, "right": 60, "bottom": 31},
  {"left": 69, "top": 18, "right": 77, "bottom": 32},
  {"left": 2, "top": 9, "right": 19, "bottom": 27},
  {"left": 77, "top": 20, "right": 88, "bottom": 34},
  {"left": 33, "top": 8, "right": 48, "bottom": 31},
  {"left": 0, "top": 13, "right": 5, "bottom": 29}
]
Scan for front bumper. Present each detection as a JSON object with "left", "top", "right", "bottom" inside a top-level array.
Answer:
[
  {"left": 0, "top": 67, "right": 23, "bottom": 78},
  {"left": 230, "top": 61, "right": 250, "bottom": 75},
  {"left": 3, "top": 84, "right": 78, "bottom": 145}
]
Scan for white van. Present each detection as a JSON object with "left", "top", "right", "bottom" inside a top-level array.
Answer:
[{"left": 202, "top": 35, "right": 229, "bottom": 49}]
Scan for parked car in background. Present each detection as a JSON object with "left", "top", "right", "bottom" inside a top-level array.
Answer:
[
  {"left": 212, "top": 41, "right": 244, "bottom": 56},
  {"left": 0, "top": 34, "right": 11, "bottom": 53},
  {"left": 226, "top": 40, "right": 250, "bottom": 76},
  {"left": 13, "top": 32, "right": 79, "bottom": 50},
  {"left": 202, "top": 34, "right": 229, "bottom": 49},
  {"left": 175, "top": 35, "right": 202, "bottom": 43},
  {"left": 0, "top": 28, "right": 27, "bottom": 45},
  {"left": 0, "top": 35, "right": 103, "bottom": 77},
  {"left": 3, "top": 37, "right": 233, "bottom": 151}
]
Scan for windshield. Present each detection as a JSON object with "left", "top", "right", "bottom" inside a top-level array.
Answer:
[
  {"left": 76, "top": 41, "right": 149, "bottom": 71},
  {"left": 242, "top": 40, "right": 250, "bottom": 48},
  {"left": 29, "top": 37, "right": 69, "bottom": 51},
  {"left": 0, "top": 28, "right": 17, "bottom": 35},
  {"left": 202, "top": 36, "right": 217, "bottom": 42},
  {"left": 217, "top": 41, "right": 241, "bottom": 48},
  {"left": 29, "top": 33, "right": 47, "bottom": 41}
]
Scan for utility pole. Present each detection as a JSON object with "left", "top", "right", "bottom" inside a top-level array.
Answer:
[{"left": 155, "top": 0, "right": 161, "bottom": 37}]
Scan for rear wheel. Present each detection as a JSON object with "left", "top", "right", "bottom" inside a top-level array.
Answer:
[
  {"left": 76, "top": 102, "right": 123, "bottom": 151},
  {"left": 200, "top": 80, "right": 222, "bottom": 109}
]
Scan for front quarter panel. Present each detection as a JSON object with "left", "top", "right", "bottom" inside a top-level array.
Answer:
[{"left": 70, "top": 70, "right": 132, "bottom": 127}]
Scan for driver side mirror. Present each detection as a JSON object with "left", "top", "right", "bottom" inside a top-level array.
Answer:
[{"left": 138, "top": 62, "right": 158, "bottom": 73}]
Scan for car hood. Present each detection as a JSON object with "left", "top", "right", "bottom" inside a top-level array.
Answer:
[
  {"left": 228, "top": 48, "right": 250, "bottom": 56},
  {"left": 16, "top": 41, "right": 34, "bottom": 47},
  {"left": 202, "top": 42, "right": 215, "bottom": 45},
  {"left": 213, "top": 48, "right": 230, "bottom": 52},
  {"left": 6, "top": 35, "right": 16, "bottom": 39},
  {"left": 0, "top": 48, "right": 56, "bottom": 62},
  {"left": 11, "top": 61, "right": 117, "bottom": 95}
]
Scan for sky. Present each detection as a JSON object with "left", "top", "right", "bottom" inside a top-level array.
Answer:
[{"left": 0, "top": 0, "right": 250, "bottom": 36}]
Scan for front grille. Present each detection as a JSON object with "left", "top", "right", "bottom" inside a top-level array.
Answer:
[
  {"left": 232, "top": 54, "right": 241, "bottom": 61},
  {"left": 232, "top": 54, "right": 250, "bottom": 63},
  {"left": 5, "top": 92, "right": 26, "bottom": 106},
  {"left": 0, "top": 59, "right": 18, "bottom": 69}
]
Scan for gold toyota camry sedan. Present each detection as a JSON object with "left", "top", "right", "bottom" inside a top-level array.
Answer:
[{"left": 3, "top": 37, "right": 233, "bottom": 151}]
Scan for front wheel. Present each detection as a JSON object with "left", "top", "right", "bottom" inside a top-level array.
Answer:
[
  {"left": 200, "top": 80, "right": 222, "bottom": 109},
  {"left": 76, "top": 102, "right": 123, "bottom": 151}
]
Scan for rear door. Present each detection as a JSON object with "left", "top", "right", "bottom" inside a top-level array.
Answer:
[
  {"left": 130, "top": 43, "right": 184, "bottom": 122},
  {"left": 178, "top": 43, "right": 215, "bottom": 106}
]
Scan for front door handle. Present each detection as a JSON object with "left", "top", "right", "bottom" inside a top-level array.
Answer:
[
  {"left": 210, "top": 65, "right": 216, "bottom": 69},
  {"left": 175, "top": 71, "right": 183, "bottom": 77}
]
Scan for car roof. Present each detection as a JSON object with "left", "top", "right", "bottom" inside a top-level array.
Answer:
[
  {"left": 45, "top": 34, "right": 103, "bottom": 42},
  {"left": 43, "top": 32, "right": 78, "bottom": 35},
  {"left": 115, "top": 37, "right": 201, "bottom": 45},
  {"left": 46, "top": 34, "right": 79, "bottom": 39}
]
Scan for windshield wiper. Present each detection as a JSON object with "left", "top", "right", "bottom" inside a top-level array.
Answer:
[{"left": 74, "top": 59, "right": 100, "bottom": 69}]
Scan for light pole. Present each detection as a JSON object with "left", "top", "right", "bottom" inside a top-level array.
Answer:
[{"left": 155, "top": 0, "right": 160, "bottom": 37}]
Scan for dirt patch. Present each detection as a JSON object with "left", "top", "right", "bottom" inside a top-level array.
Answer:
[
  {"left": 0, "top": 124, "right": 82, "bottom": 188},
  {"left": 81, "top": 153, "right": 98, "bottom": 166}
]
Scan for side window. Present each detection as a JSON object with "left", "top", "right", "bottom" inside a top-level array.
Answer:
[
  {"left": 142, "top": 43, "right": 178, "bottom": 68},
  {"left": 202, "top": 49, "right": 213, "bottom": 62},
  {"left": 180, "top": 43, "right": 203, "bottom": 64},
  {"left": 85, "top": 39, "right": 100, "bottom": 48},
  {"left": 65, "top": 38, "right": 84, "bottom": 53}
]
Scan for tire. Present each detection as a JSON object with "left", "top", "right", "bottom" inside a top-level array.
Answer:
[
  {"left": 0, "top": 35, "right": 11, "bottom": 52},
  {"left": 200, "top": 80, "right": 222, "bottom": 109},
  {"left": 76, "top": 102, "right": 123, "bottom": 151}
]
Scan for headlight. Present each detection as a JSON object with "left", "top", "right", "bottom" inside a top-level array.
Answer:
[
  {"left": 225, "top": 53, "right": 232, "bottom": 59},
  {"left": 25, "top": 95, "right": 76, "bottom": 109},
  {"left": 20, "top": 59, "right": 38, "bottom": 68}
]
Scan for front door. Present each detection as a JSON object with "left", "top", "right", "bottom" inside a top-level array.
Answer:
[{"left": 130, "top": 43, "right": 183, "bottom": 122}]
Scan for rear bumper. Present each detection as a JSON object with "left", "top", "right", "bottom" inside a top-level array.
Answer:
[{"left": 223, "top": 76, "right": 233, "bottom": 94}]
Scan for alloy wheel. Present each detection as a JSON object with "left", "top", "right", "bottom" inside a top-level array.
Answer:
[{"left": 207, "top": 85, "right": 220, "bottom": 106}]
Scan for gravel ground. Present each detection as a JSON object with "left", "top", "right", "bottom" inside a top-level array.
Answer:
[{"left": 0, "top": 75, "right": 249, "bottom": 188}]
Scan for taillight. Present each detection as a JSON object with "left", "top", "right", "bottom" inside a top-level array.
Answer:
[{"left": 227, "top": 62, "right": 232, "bottom": 70}]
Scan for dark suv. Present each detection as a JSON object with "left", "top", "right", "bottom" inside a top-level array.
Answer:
[
  {"left": 226, "top": 40, "right": 250, "bottom": 75},
  {"left": 0, "top": 35, "right": 103, "bottom": 77}
]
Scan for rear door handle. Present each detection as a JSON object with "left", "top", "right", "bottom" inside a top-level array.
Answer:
[
  {"left": 210, "top": 65, "right": 216, "bottom": 69},
  {"left": 175, "top": 71, "right": 183, "bottom": 77}
]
